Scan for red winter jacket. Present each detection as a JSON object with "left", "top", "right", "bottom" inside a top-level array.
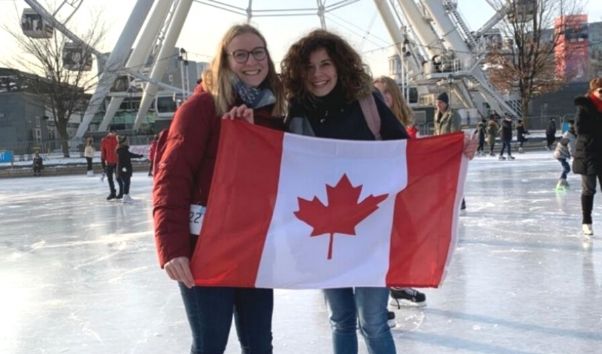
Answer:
[
  {"left": 152, "top": 87, "right": 284, "bottom": 267},
  {"left": 100, "top": 134, "right": 118, "bottom": 165}
]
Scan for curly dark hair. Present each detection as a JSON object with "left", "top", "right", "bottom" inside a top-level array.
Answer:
[{"left": 281, "top": 29, "right": 373, "bottom": 104}]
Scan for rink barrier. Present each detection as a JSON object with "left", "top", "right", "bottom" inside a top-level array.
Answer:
[{"left": 0, "top": 160, "right": 150, "bottom": 178}]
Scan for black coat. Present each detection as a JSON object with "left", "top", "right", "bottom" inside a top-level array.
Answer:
[
  {"left": 572, "top": 96, "right": 602, "bottom": 175},
  {"left": 116, "top": 146, "right": 143, "bottom": 177}
]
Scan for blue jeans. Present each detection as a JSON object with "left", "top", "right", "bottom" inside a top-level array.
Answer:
[
  {"left": 324, "top": 287, "right": 396, "bottom": 354},
  {"left": 558, "top": 158, "right": 570, "bottom": 180},
  {"left": 178, "top": 284, "right": 273, "bottom": 354}
]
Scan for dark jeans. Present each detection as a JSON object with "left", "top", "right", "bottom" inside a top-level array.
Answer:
[
  {"left": 105, "top": 164, "right": 119, "bottom": 195},
  {"left": 120, "top": 174, "right": 131, "bottom": 195},
  {"left": 580, "top": 174, "right": 602, "bottom": 224},
  {"left": 178, "top": 284, "right": 273, "bottom": 354},
  {"left": 546, "top": 134, "right": 555, "bottom": 148},
  {"left": 85, "top": 157, "right": 93, "bottom": 171},
  {"left": 500, "top": 140, "right": 512, "bottom": 156},
  {"left": 558, "top": 159, "right": 570, "bottom": 180}
]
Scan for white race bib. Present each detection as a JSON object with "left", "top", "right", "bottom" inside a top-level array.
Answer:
[{"left": 189, "top": 204, "right": 206, "bottom": 235}]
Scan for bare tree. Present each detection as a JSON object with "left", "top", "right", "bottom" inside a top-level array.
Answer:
[
  {"left": 485, "top": 0, "right": 583, "bottom": 127},
  {"left": 2, "top": 9, "right": 105, "bottom": 157}
]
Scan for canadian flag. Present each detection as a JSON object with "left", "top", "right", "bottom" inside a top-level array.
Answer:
[{"left": 190, "top": 120, "right": 467, "bottom": 289}]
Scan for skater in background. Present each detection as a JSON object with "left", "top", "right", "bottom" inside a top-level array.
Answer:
[
  {"left": 573, "top": 78, "right": 602, "bottom": 236},
  {"left": 32, "top": 152, "right": 43, "bottom": 176},
  {"left": 153, "top": 24, "right": 285, "bottom": 354},
  {"left": 84, "top": 137, "right": 95, "bottom": 176},
  {"left": 100, "top": 126, "right": 122, "bottom": 200},
  {"left": 553, "top": 122, "right": 576, "bottom": 190},
  {"left": 545, "top": 118, "right": 557, "bottom": 150},
  {"left": 477, "top": 118, "right": 486, "bottom": 156},
  {"left": 516, "top": 119, "right": 529, "bottom": 153},
  {"left": 373, "top": 76, "right": 427, "bottom": 314},
  {"left": 148, "top": 134, "right": 158, "bottom": 177},
  {"left": 433, "top": 92, "right": 460, "bottom": 136},
  {"left": 499, "top": 114, "right": 515, "bottom": 160},
  {"left": 486, "top": 115, "right": 499, "bottom": 156},
  {"left": 373, "top": 76, "right": 418, "bottom": 138},
  {"left": 116, "top": 135, "right": 143, "bottom": 203}
]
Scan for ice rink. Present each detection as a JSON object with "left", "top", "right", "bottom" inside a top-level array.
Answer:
[{"left": 1, "top": 151, "right": 601, "bottom": 354}]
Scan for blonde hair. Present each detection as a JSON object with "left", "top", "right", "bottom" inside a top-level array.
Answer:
[
  {"left": 202, "top": 24, "right": 285, "bottom": 117},
  {"left": 373, "top": 76, "right": 413, "bottom": 126},
  {"left": 589, "top": 77, "right": 602, "bottom": 93}
]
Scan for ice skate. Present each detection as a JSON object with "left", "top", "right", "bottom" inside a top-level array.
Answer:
[
  {"left": 582, "top": 224, "right": 593, "bottom": 237},
  {"left": 507, "top": 155, "right": 515, "bottom": 160},
  {"left": 122, "top": 194, "right": 133, "bottom": 203},
  {"left": 518, "top": 147, "right": 524, "bottom": 153},
  {"left": 389, "top": 288, "right": 426, "bottom": 308},
  {"left": 498, "top": 155, "right": 506, "bottom": 160}
]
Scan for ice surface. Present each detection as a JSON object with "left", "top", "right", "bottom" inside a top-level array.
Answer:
[{"left": 1, "top": 151, "right": 600, "bottom": 353}]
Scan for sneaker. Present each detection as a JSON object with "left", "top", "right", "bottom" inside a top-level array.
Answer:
[
  {"left": 106, "top": 193, "right": 117, "bottom": 201},
  {"left": 387, "top": 311, "right": 396, "bottom": 328},
  {"left": 390, "top": 288, "right": 426, "bottom": 308},
  {"left": 122, "top": 194, "right": 133, "bottom": 203},
  {"left": 583, "top": 224, "right": 593, "bottom": 236}
]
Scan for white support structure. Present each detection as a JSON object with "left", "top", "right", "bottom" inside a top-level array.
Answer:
[
  {"left": 73, "top": 0, "right": 155, "bottom": 139},
  {"left": 97, "top": 0, "right": 175, "bottom": 132},
  {"left": 133, "top": 0, "right": 193, "bottom": 130},
  {"left": 61, "top": 0, "right": 520, "bottom": 137}
]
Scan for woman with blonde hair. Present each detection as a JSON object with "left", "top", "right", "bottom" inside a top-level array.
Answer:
[
  {"left": 373, "top": 76, "right": 418, "bottom": 138},
  {"left": 153, "top": 24, "right": 285, "bottom": 353}
]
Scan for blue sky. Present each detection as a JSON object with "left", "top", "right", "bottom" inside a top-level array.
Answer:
[{"left": 1, "top": 0, "right": 601, "bottom": 76}]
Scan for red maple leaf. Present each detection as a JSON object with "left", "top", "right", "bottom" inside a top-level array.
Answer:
[{"left": 294, "top": 174, "right": 388, "bottom": 260}]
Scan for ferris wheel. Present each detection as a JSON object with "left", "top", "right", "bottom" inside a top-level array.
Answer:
[{"left": 21, "top": 0, "right": 530, "bottom": 139}]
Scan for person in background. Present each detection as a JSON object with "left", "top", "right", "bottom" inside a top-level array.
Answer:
[
  {"left": 499, "top": 114, "right": 515, "bottom": 160},
  {"left": 434, "top": 91, "right": 466, "bottom": 209},
  {"left": 433, "top": 92, "right": 461, "bottom": 136},
  {"left": 100, "top": 126, "right": 122, "bottom": 200},
  {"left": 573, "top": 78, "right": 602, "bottom": 236},
  {"left": 477, "top": 118, "right": 486, "bottom": 156},
  {"left": 84, "top": 137, "right": 95, "bottom": 177},
  {"left": 373, "top": 76, "right": 427, "bottom": 314},
  {"left": 373, "top": 76, "right": 418, "bottom": 138},
  {"left": 116, "top": 135, "right": 143, "bottom": 203},
  {"left": 32, "top": 152, "right": 43, "bottom": 176},
  {"left": 486, "top": 115, "right": 499, "bottom": 157},
  {"left": 148, "top": 134, "right": 159, "bottom": 177},
  {"left": 554, "top": 120, "right": 577, "bottom": 190},
  {"left": 516, "top": 119, "right": 529, "bottom": 153},
  {"left": 545, "top": 118, "right": 557, "bottom": 150},
  {"left": 153, "top": 24, "right": 285, "bottom": 354}
]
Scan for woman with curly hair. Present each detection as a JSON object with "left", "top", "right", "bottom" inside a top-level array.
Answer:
[{"left": 281, "top": 29, "right": 408, "bottom": 354}]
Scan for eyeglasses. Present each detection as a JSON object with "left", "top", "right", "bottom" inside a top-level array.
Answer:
[{"left": 229, "top": 47, "right": 267, "bottom": 63}]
